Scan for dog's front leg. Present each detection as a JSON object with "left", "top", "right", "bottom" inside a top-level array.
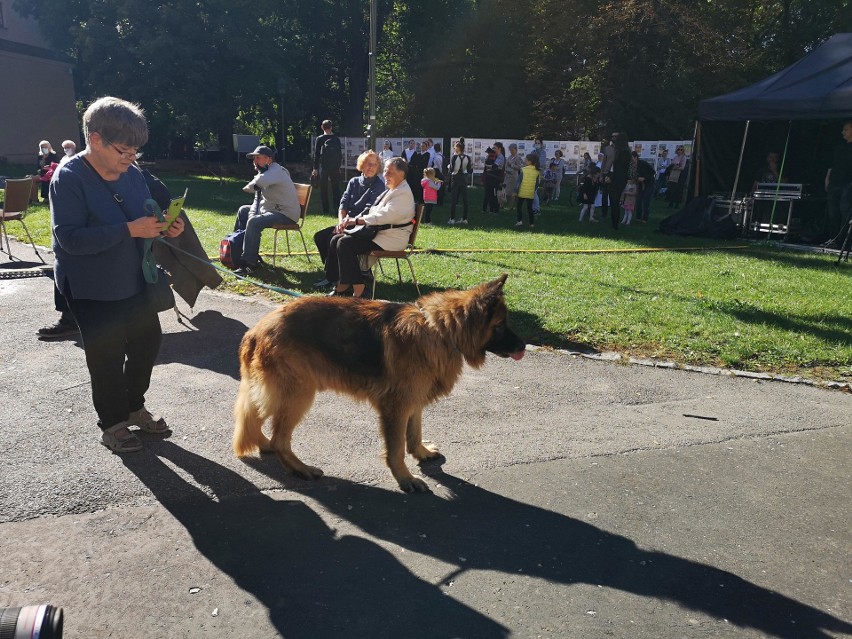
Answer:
[
  {"left": 380, "top": 411, "right": 430, "bottom": 493},
  {"left": 406, "top": 410, "right": 442, "bottom": 462}
]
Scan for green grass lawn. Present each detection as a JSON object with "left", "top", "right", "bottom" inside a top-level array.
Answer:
[{"left": 12, "top": 171, "right": 852, "bottom": 383}]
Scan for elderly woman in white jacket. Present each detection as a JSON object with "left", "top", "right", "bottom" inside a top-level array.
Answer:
[{"left": 324, "top": 156, "right": 416, "bottom": 297}]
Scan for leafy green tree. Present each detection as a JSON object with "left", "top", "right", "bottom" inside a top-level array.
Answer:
[{"left": 15, "top": 0, "right": 849, "bottom": 157}]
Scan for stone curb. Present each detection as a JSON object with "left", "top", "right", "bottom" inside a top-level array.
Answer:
[{"left": 526, "top": 345, "right": 852, "bottom": 392}]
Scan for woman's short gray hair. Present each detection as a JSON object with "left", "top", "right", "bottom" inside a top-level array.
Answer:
[
  {"left": 83, "top": 96, "right": 148, "bottom": 148},
  {"left": 509, "top": 143, "right": 518, "bottom": 151},
  {"left": 385, "top": 156, "right": 408, "bottom": 177}
]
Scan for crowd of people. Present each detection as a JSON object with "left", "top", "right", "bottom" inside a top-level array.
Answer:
[{"left": 350, "top": 134, "right": 692, "bottom": 231}]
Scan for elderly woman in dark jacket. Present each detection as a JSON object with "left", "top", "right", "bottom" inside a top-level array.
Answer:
[{"left": 312, "top": 150, "right": 386, "bottom": 288}]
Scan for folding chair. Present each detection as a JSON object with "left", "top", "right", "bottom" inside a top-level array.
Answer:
[
  {"left": 271, "top": 183, "right": 312, "bottom": 265},
  {"left": 368, "top": 204, "right": 424, "bottom": 299},
  {"left": 0, "top": 178, "right": 45, "bottom": 263}
]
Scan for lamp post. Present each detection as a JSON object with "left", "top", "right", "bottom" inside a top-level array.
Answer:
[
  {"left": 277, "top": 77, "right": 287, "bottom": 164},
  {"left": 367, "top": 0, "right": 377, "bottom": 151}
]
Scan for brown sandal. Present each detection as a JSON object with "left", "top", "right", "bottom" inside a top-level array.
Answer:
[
  {"left": 101, "top": 422, "right": 143, "bottom": 453},
  {"left": 127, "top": 408, "right": 169, "bottom": 434}
]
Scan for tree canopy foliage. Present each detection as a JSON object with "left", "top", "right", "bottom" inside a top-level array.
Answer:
[{"left": 16, "top": 0, "right": 850, "bottom": 158}]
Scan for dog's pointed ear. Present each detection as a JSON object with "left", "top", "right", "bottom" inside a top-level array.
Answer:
[{"left": 490, "top": 274, "right": 508, "bottom": 291}]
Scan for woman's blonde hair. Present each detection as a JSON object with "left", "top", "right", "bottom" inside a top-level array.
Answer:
[
  {"left": 423, "top": 167, "right": 436, "bottom": 179},
  {"left": 356, "top": 149, "right": 379, "bottom": 172}
]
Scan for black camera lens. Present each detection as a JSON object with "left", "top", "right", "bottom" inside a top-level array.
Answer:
[{"left": 0, "top": 605, "right": 64, "bottom": 639}]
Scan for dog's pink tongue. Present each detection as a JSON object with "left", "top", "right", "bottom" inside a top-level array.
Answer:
[{"left": 510, "top": 350, "right": 525, "bottom": 361}]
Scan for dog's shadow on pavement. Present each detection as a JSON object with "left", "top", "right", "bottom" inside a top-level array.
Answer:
[
  {"left": 157, "top": 310, "right": 247, "bottom": 379},
  {"left": 124, "top": 442, "right": 851, "bottom": 639},
  {"left": 244, "top": 458, "right": 852, "bottom": 639},
  {"left": 122, "top": 441, "right": 509, "bottom": 639}
]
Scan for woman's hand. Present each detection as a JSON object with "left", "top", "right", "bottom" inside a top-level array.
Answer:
[
  {"left": 162, "top": 215, "right": 185, "bottom": 238},
  {"left": 128, "top": 215, "right": 168, "bottom": 238}
]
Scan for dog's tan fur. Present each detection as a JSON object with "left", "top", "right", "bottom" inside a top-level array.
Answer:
[{"left": 233, "top": 274, "right": 525, "bottom": 492}]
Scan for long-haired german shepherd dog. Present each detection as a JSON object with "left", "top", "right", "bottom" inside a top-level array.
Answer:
[{"left": 233, "top": 274, "right": 526, "bottom": 493}]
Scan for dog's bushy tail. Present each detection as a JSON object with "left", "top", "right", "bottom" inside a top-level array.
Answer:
[{"left": 233, "top": 335, "right": 267, "bottom": 457}]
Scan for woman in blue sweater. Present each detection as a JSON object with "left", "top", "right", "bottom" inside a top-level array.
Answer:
[{"left": 51, "top": 96, "right": 185, "bottom": 453}]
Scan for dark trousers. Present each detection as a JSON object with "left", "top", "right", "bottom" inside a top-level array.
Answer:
[
  {"left": 636, "top": 186, "right": 654, "bottom": 222},
  {"left": 423, "top": 203, "right": 434, "bottom": 223},
  {"left": 313, "top": 225, "right": 337, "bottom": 264},
  {"left": 666, "top": 180, "right": 683, "bottom": 208},
  {"left": 46, "top": 269, "right": 74, "bottom": 323},
  {"left": 516, "top": 198, "right": 535, "bottom": 226},
  {"left": 324, "top": 232, "right": 381, "bottom": 285},
  {"left": 407, "top": 175, "right": 424, "bottom": 203},
  {"left": 450, "top": 179, "right": 468, "bottom": 221},
  {"left": 65, "top": 288, "right": 162, "bottom": 430},
  {"left": 825, "top": 184, "right": 851, "bottom": 240},
  {"left": 319, "top": 167, "right": 342, "bottom": 214},
  {"left": 609, "top": 181, "right": 626, "bottom": 229},
  {"left": 483, "top": 182, "right": 499, "bottom": 213},
  {"left": 599, "top": 183, "right": 611, "bottom": 219}
]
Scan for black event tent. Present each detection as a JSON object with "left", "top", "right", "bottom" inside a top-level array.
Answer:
[
  {"left": 691, "top": 33, "right": 852, "bottom": 238},
  {"left": 698, "top": 33, "right": 852, "bottom": 121}
]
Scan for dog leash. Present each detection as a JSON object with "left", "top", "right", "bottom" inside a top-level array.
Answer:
[{"left": 153, "top": 236, "right": 304, "bottom": 298}]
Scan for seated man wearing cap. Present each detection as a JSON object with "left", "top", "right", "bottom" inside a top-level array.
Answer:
[{"left": 233, "top": 145, "right": 300, "bottom": 274}]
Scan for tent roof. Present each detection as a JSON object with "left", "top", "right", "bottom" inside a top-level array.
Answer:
[{"left": 698, "top": 33, "right": 852, "bottom": 121}]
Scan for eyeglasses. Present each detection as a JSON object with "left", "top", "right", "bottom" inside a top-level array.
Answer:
[{"left": 100, "top": 135, "right": 138, "bottom": 159}]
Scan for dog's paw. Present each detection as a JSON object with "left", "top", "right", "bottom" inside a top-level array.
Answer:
[
  {"left": 398, "top": 475, "right": 431, "bottom": 493},
  {"left": 293, "top": 465, "right": 325, "bottom": 481},
  {"left": 412, "top": 442, "right": 443, "bottom": 462}
]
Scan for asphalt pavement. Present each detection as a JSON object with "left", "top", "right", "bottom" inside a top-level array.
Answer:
[{"left": 0, "top": 239, "right": 850, "bottom": 639}]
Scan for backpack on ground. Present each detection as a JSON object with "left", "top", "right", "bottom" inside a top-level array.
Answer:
[
  {"left": 219, "top": 229, "right": 246, "bottom": 270},
  {"left": 321, "top": 136, "right": 343, "bottom": 170}
]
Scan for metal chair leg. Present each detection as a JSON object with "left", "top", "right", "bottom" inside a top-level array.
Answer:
[
  {"left": 272, "top": 230, "right": 280, "bottom": 267},
  {"left": 297, "top": 230, "right": 311, "bottom": 262},
  {"left": 0, "top": 220, "right": 11, "bottom": 257},
  {"left": 405, "top": 257, "right": 421, "bottom": 296},
  {"left": 19, "top": 219, "right": 45, "bottom": 263}
]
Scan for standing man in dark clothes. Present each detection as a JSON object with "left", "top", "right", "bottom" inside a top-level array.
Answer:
[
  {"left": 406, "top": 141, "right": 427, "bottom": 203},
  {"left": 634, "top": 153, "right": 656, "bottom": 223},
  {"left": 824, "top": 120, "right": 852, "bottom": 246},
  {"left": 311, "top": 119, "right": 343, "bottom": 215}
]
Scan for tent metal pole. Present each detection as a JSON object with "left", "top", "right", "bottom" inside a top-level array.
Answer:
[
  {"left": 691, "top": 120, "right": 701, "bottom": 197},
  {"left": 730, "top": 120, "right": 750, "bottom": 219},
  {"left": 767, "top": 120, "right": 792, "bottom": 237}
]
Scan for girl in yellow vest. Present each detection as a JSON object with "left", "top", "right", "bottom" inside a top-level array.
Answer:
[{"left": 515, "top": 154, "right": 541, "bottom": 228}]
